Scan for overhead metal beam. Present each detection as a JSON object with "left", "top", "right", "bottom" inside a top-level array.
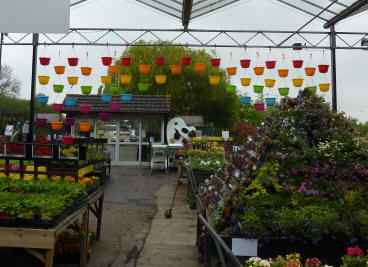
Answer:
[
  {"left": 182, "top": 0, "right": 193, "bottom": 30},
  {"left": 324, "top": 0, "right": 368, "bottom": 28}
]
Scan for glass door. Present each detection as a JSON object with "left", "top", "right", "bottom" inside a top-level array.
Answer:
[{"left": 118, "top": 120, "right": 140, "bottom": 164}]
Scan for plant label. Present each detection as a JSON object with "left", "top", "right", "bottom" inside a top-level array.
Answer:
[
  {"left": 4, "top": 125, "right": 13, "bottom": 136},
  {"left": 231, "top": 238, "right": 258, "bottom": 256},
  {"left": 222, "top": 131, "right": 230, "bottom": 141}
]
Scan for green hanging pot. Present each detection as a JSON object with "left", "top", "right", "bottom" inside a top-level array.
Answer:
[{"left": 253, "top": 85, "right": 264, "bottom": 94}]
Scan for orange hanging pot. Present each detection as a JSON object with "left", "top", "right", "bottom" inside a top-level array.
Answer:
[
  {"left": 109, "top": 65, "right": 120, "bottom": 75},
  {"left": 54, "top": 66, "right": 65, "bottom": 75},
  {"left": 139, "top": 65, "right": 151, "bottom": 74},
  {"left": 101, "top": 76, "right": 112, "bottom": 85},
  {"left": 254, "top": 67, "right": 265, "bottom": 76},
  {"left": 305, "top": 67, "right": 316, "bottom": 76},
  {"left": 79, "top": 123, "right": 91, "bottom": 132},
  {"left": 226, "top": 67, "right": 237, "bottom": 76},
  {"left": 278, "top": 69, "right": 289, "bottom": 77},
  {"left": 51, "top": 121, "right": 63, "bottom": 131},
  {"left": 194, "top": 63, "right": 205, "bottom": 73},
  {"left": 80, "top": 67, "right": 92, "bottom": 76},
  {"left": 170, "top": 65, "right": 181, "bottom": 74}
]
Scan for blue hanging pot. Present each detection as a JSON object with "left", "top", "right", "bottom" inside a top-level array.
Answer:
[
  {"left": 121, "top": 94, "right": 132, "bottom": 102},
  {"left": 101, "top": 94, "right": 112, "bottom": 103},
  {"left": 37, "top": 95, "right": 49, "bottom": 105},
  {"left": 265, "top": 97, "right": 276, "bottom": 106},
  {"left": 240, "top": 96, "right": 251, "bottom": 105},
  {"left": 65, "top": 97, "right": 77, "bottom": 107}
]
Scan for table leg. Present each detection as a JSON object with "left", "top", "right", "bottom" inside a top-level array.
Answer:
[
  {"left": 96, "top": 193, "right": 104, "bottom": 241},
  {"left": 45, "top": 249, "right": 54, "bottom": 267},
  {"left": 178, "top": 164, "right": 183, "bottom": 178},
  {"left": 80, "top": 209, "right": 89, "bottom": 267}
]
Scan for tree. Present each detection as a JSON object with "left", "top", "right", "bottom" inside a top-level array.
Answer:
[
  {"left": 115, "top": 41, "right": 239, "bottom": 129},
  {"left": 0, "top": 65, "right": 21, "bottom": 96}
]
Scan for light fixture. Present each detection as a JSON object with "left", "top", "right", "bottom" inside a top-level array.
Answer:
[{"left": 361, "top": 38, "right": 368, "bottom": 47}]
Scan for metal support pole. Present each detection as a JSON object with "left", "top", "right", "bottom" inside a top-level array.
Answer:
[
  {"left": 330, "top": 26, "right": 337, "bottom": 111},
  {"left": 0, "top": 33, "right": 4, "bottom": 75},
  {"left": 138, "top": 117, "right": 142, "bottom": 164},
  {"left": 28, "top": 33, "right": 39, "bottom": 142}
]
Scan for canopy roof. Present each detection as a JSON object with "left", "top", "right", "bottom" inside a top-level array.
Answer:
[{"left": 70, "top": 0, "right": 368, "bottom": 29}]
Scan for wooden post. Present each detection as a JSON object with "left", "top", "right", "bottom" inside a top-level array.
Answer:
[
  {"left": 45, "top": 249, "right": 54, "bottom": 267},
  {"left": 80, "top": 209, "right": 89, "bottom": 267},
  {"left": 96, "top": 193, "right": 104, "bottom": 241}
]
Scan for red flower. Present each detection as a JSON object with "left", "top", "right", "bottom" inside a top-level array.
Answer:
[{"left": 347, "top": 246, "right": 364, "bottom": 258}]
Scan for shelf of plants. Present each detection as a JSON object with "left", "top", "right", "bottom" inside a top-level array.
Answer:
[{"left": 185, "top": 88, "right": 368, "bottom": 266}]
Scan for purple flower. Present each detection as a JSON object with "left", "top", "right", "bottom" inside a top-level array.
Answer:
[{"left": 291, "top": 169, "right": 297, "bottom": 175}]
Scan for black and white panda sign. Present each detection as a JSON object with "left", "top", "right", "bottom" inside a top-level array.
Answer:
[{"left": 167, "top": 118, "right": 196, "bottom": 145}]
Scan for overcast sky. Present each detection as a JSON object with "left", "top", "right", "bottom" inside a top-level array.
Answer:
[{"left": 2, "top": 0, "right": 368, "bottom": 122}]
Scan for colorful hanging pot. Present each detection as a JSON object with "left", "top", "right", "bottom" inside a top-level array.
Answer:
[
  {"left": 62, "top": 136, "right": 74, "bottom": 145},
  {"left": 65, "top": 97, "right": 77, "bottom": 107},
  {"left": 101, "top": 76, "right": 112, "bottom": 85},
  {"left": 266, "top": 97, "right": 276, "bottom": 106},
  {"left": 81, "top": 67, "right": 92, "bottom": 76},
  {"left": 36, "top": 118, "right": 47, "bottom": 127},
  {"left": 209, "top": 76, "right": 220, "bottom": 85},
  {"left": 54, "top": 66, "right": 65, "bottom": 75},
  {"left": 254, "top": 67, "right": 264, "bottom": 76},
  {"left": 253, "top": 85, "right": 264, "bottom": 93},
  {"left": 318, "top": 64, "right": 329, "bottom": 73},
  {"left": 120, "top": 75, "right": 131, "bottom": 85},
  {"left": 240, "top": 96, "right": 251, "bottom": 105},
  {"left": 226, "top": 67, "right": 237, "bottom": 76},
  {"left": 101, "top": 56, "right": 112, "bottom": 66},
  {"left": 99, "top": 113, "right": 110, "bottom": 121},
  {"left": 292, "top": 60, "right": 303, "bottom": 68},
  {"left": 51, "top": 121, "right": 63, "bottom": 131},
  {"left": 109, "top": 84, "right": 121, "bottom": 95},
  {"left": 305, "top": 67, "right": 316, "bottom": 76},
  {"left": 292, "top": 78, "right": 304, "bottom": 87},
  {"left": 67, "top": 57, "right": 79, "bottom": 67},
  {"left": 240, "top": 59, "right": 251, "bottom": 68},
  {"left": 265, "top": 79, "right": 276, "bottom": 88},
  {"left": 139, "top": 65, "right": 151, "bottom": 74},
  {"left": 319, "top": 83, "right": 330, "bottom": 92},
  {"left": 265, "top": 60, "right": 276, "bottom": 69},
  {"left": 79, "top": 123, "right": 91, "bottom": 132},
  {"left": 210, "top": 58, "right": 221, "bottom": 67},
  {"left": 194, "top": 63, "right": 205, "bottom": 73},
  {"left": 39, "top": 57, "right": 51, "bottom": 66},
  {"left": 53, "top": 103, "right": 64, "bottom": 112},
  {"left": 225, "top": 85, "right": 236, "bottom": 94},
  {"left": 37, "top": 96, "right": 49, "bottom": 105},
  {"left": 101, "top": 94, "right": 112, "bottom": 103},
  {"left": 65, "top": 118, "right": 76, "bottom": 126},
  {"left": 278, "top": 87, "right": 290, "bottom": 96},
  {"left": 53, "top": 84, "right": 64, "bottom": 93},
  {"left": 170, "top": 65, "right": 181, "bottom": 74},
  {"left": 240, "top": 78, "right": 251, "bottom": 87},
  {"left": 121, "top": 57, "right": 132, "bottom": 67},
  {"left": 81, "top": 85, "right": 92, "bottom": 95},
  {"left": 254, "top": 103, "right": 265, "bottom": 111},
  {"left": 121, "top": 94, "right": 132, "bottom": 102},
  {"left": 155, "top": 57, "right": 166, "bottom": 66},
  {"left": 138, "top": 83, "right": 150, "bottom": 92},
  {"left": 38, "top": 76, "right": 50, "bottom": 85},
  {"left": 181, "top": 57, "right": 192, "bottom": 66},
  {"left": 110, "top": 102, "right": 120, "bottom": 111},
  {"left": 278, "top": 69, "right": 289, "bottom": 77},
  {"left": 109, "top": 65, "right": 120, "bottom": 75},
  {"left": 155, "top": 75, "right": 166, "bottom": 85},
  {"left": 80, "top": 104, "right": 92, "bottom": 114},
  {"left": 67, "top": 76, "right": 78, "bottom": 85}
]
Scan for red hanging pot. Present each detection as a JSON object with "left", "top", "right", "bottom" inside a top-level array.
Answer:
[
  {"left": 99, "top": 113, "right": 110, "bottom": 121},
  {"left": 36, "top": 118, "right": 47, "bottom": 127},
  {"left": 155, "top": 57, "right": 166, "bottom": 66},
  {"left": 318, "top": 64, "right": 329, "bottom": 73},
  {"left": 240, "top": 59, "right": 251, "bottom": 68},
  {"left": 62, "top": 136, "right": 74, "bottom": 145},
  {"left": 292, "top": 60, "right": 304, "bottom": 68},
  {"left": 39, "top": 57, "right": 51, "bottom": 66},
  {"left": 67, "top": 57, "right": 79, "bottom": 67},
  {"left": 265, "top": 60, "right": 276, "bottom": 69},
  {"left": 110, "top": 102, "right": 120, "bottom": 111},
  {"left": 121, "top": 57, "right": 132, "bottom": 67},
  {"left": 181, "top": 57, "right": 192, "bottom": 66},
  {"left": 102, "top": 56, "right": 113, "bottom": 66},
  {"left": 80, "top": 104, "right": 92, "bottom": 114},
  {"left": 211, "top": 58, "right": 221, "bottom": 67}
]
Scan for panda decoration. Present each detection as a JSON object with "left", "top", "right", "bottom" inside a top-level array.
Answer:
[{"left": 167, "top": 117, "right": 196, "bottom": 145}]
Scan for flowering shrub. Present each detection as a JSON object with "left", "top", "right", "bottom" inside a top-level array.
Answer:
[{"left": 341, "top": 247, "right": 368, "bottom": 267}]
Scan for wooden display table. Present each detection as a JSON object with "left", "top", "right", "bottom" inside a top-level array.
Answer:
[
  {"left": 87, "top": 187, "right": 104, "bottom": 241},
  {"left": 0, "top": 205, "right": 89, "bottom": 267}
]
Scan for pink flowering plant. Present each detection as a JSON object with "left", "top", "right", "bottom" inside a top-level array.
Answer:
[{"left": 341, "top": 246, "right": 368, "bottom": 267}]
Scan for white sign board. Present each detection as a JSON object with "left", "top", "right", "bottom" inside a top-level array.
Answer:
[
  {"left": 231, "top": 238, "right": 258, "bottom": 257},
  {"left": 0, "top": 0, "right": 70, "bottom": 33},
  {"left": 222, "top": 131, "right": 229, "bottom": 141}
]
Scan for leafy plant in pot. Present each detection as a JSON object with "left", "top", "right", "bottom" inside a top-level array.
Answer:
[{"left": 254, "top": 94, "right": 265, "bottom": 111}]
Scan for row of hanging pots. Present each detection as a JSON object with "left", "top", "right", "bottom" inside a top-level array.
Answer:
[{"left": 239, "top": 96, "right": 276, "bottom": 107}]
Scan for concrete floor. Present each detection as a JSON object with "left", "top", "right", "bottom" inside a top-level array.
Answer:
[{"left": 0, "top": 166, "right": 201, "bottom": 267}]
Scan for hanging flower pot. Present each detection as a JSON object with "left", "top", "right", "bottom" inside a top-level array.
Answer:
[
  {"left": 292, "top": 60, "right": 303, "bottom": 68},
  {"left": 101, "top": 56, "right": 112, "bottom": 66},
  {"left": 139, "top": 65, "right": 151, "bottom": 74},
  {"left": 254, "top": 103, "right": 265, "bottom": 111},
  {"left": 265, "top": 79, "right": 276, "bottom": 88},
  {"left": 226, "top": 67, "right": 237, "bottom": 76},
  {"left": 138, "top": 83, "right": 150, "bottom": 92},
  {"left": 240, "top": 78, "right": 251, "bottom": 87},
  {"left": 155, "top": 57, "right": 166, "bottom": 66},
  {"left": 67, "top": 57, "right": 79, "bottom": 67},
  {"left": 194, "top": 63, "right": 205, "bottom": 73},
  {"left": 54, "top": 65, "right": 65, "bottom": 75},
  {"left": 51, "top": 121, "right": 63, "bottom": 131},
  {"left": 211, "top": 58, "right": 221, "bottom": 67},
  {"left": 99, "top": 113, "right": 110, "bottom": 121},
  {"left": 36, "top": 118, "right": 47, "bottom": 127},
  {"left": 65, "top": 118, "right": 76, "bottom": 126},
  {"left": 65, "top": 97, "right": 77, "bottom": 107},
  {"left": 278, "top": 87, "right": 290, "bottom": 96},
  {"left": 240, "top": 96, "right": 251, "bottom": 105},
  {"left": 81, "top": 85, "right": 92, "bottom": 95},
  {"left": 318, "top": 64, "right": 329, "bottom": 73},
  {"left": 53, "top": 103, "right": 64, "bottom": 112},
  {"left": 319, "top": 83, "right": 330, "bottom": 92},
  {"left": 121, "top": 57, "right": 132, "bottom": 67},
  {"left": 155, "top": 75, "right": 166, "bottom": 85},
  {"left": 101, "top": 76, "right": 112, "bottom": 85},
  {"left": 253, "top": 85, "right": 264, "bottom": 94},
  {"left": 38, "top": 76, "right": 50, "bottom": 85},
  {"left": 80, "top": 104, "right": 92, "bottom": 114},
  {"left": 292, "top": 78, "right": 304, "bottom": 87},
  {"left": 120, "top": 75, "right": 131, "bottom": 85},
  {"left": 305, "top": 67, "right": 316, "bottom": 76},
  {"left": 79, "top": 123, "right": 91, "bottom": 132},
  {"left": 121, "top": 94, "right": 132, "bottom": 102},
  {"left": 265, "top": 60, "right": 276, "bottom": 69},
  {"left": 109, "top": 65, "right": 120, "bottom": 75},
  {"left": 39, "top": 57, "right": 51, "bottom": 66},
  {"left": 254, "top": 67, "right": 264, "bottom": 76},
  {"left": 67, "top": 76, "right": 79, "bottom": 85},
  {"left": 110, "top": 102, "right": 120, "bottom": 111},
  {"left": 170, "top": 65, "right": 181, "bottom": 74},
  {"left": 101, "top": 94, "right": 112, "bottom": 103},
  {"left": 240, "top": 59, "right": 251, "bottom": 68},
  {"left": 109, "top": 84, "right": 121, "bottom": 95},
  {"left": 37, "top": 96, "right": 49, "bottom": 105},
  {"left": 266, "top": 97, "right": 276, "bottom": 106},
  {"left": 80, "top": 67, "right": 92, "bottom": 76},
  {"left": 62, "top": 136, "right": 74, "bottom": 145},
  {"left": 53, "top": 84, "right": 64, "bottom": 93},
  {"left": 209, "top": 76, "right": 220, "bottom": 85},
  {"left": 278, "top": 69, "right": 289, "bottom": 77},
  {"left": 181, "top": 57, "right": 192, "bottom": 66},
  {"left": 225, "top": 85, "right": 236, "bottom": 94}
]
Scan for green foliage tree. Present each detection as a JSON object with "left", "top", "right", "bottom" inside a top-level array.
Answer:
[{"left": 115, "top": 41, "right": 239, "bottom": 129}]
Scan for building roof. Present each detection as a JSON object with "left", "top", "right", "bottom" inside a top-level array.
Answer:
[{"left": 62, "top": 94, "right": 171, "bottom": 115}]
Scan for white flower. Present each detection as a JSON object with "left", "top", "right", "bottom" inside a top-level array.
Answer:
[
  {"left": 260, "top": 260, "right": 271, "bottom": 266},
  {"left": 234, "top": 170, "right": 240, "bottom": 178},
  {"left": 208, "top": 186, "right": 213, "bottom": 191},
  {"left": 249, "top": 257, "right": 261, "bottom": 263},
  {"left": 216, "top": 160, "right": 220, "bottom": 165},
  {"left": 205, "top": 179, "right": 210, "bottom": 185},
  {"left": 252, "top": 165, "right": 257, "bottom": 171}
]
